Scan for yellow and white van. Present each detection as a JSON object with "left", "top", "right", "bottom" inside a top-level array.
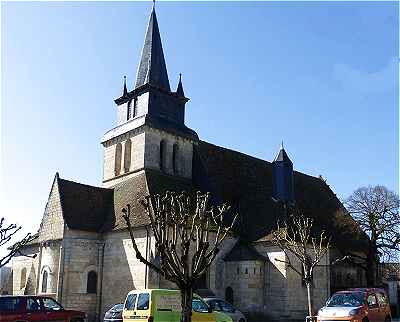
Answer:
[{"left": 122, "top": 289, "right": 233, "bottom": 322}]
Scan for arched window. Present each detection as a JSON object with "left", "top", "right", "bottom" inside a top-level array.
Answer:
[
  {"left": 172, "top": 143, "right": 179, "bottom": 174},
  {"left": 20, "top": 268, "right": 27, "bottom": 289},
  {"left": 87, "top": 271, "right": 97, "bottom": 294},
  {"left": 41, "top": 271, "right": 48, "bottom": 293},
  {"left": 159, "top": 140, "right": 166, "bottom": 172},
  {"left": 225, "top": 287, "right": 234, "bottom": 304},
  {"left": 124, "top": 139, "right": 132, "bottom": 173},
  {"left": 114, "top": 143, "right": 122, "bottom": 176}
]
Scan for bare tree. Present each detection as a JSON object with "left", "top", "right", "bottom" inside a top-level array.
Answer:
[
  {"left": 271, "top": 211, "right": 330, "bottom": 318},
  {"left": 122, "top": 191, "right": 238, "bottom": 322},
  {"left": 343, "top": 185, "right": 400, "bottom": 286},
  {"left": 0, "top": 218, "right": 37, "bottom": 268}
]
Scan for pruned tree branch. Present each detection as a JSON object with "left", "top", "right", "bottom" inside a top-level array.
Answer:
[
  {"left": 122, "top": 191, "right": 238, "bottom": 322},
  {"left": 271, "top": 209, "right": 330, "bottom": 317},
  {"left": 0, "top": 218, "right": 37, "bottom": 268}
]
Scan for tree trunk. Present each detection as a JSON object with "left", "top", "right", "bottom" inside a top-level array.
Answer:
[
  {"left": 366, "top": 249, "right": 377, "bottom": 287},
  {"left": 306, "top": 282, "right": 313, "bottom": 317},
  {"left": 180, "top": 286, "right": 193, "bottom": 322}
]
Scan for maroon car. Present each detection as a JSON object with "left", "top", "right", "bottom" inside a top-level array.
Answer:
[{"left": 0, "top": 295, "right": 87, "bottom": 322}]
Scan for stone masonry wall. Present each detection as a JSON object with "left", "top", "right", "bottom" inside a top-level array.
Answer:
[
  {"left": 11, "top": 245, "right": 39, "bottom": 295},
  {"left": 144, "top": 127, "right": 193, "bottom": 179},
  {"left": 103, "top": 130, "right": 145, "bottom": 185},
  {"left": 61, "top": 229, "right": 102, "bottom": 322},
  {"left": 101, "top": 229, "right": 151, "bottom": 319},
  {"left": 38, "top": 176, "right": 65, "bottom": 242},
  {"left": 253, "top": 243, "right": 330, "bottom": 320}
]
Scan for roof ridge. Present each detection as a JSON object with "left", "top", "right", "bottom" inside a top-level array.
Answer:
[
  {"left": 199, "top": 140, "right": 328, "bottom": 183},
  {"left": 58, "top": 177, "right": 113, "bottom": 191}
]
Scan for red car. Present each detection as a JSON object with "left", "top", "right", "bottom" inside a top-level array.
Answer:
[{"left": 0, "top": 295, "right": 87, "bottom": 322}]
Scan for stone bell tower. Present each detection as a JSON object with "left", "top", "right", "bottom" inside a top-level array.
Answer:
[{"left": 101, "top": 4, "right": 198, "bottom": 188}]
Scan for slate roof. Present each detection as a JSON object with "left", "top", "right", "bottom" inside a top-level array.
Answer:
[
  {"left": 51, "top": 140, "right": 368, "bottom": 253},
  {"left": 135, "top": 6, "right": 170, "bottom": 91},
  {"left": 57, "top": 178, "right": 113, "bottom": 232},
  {"left": 224, "top": 240, "right": 267, "bottom": 262},
  {"left": 273, "top": 146, "right": 292, "bottom": 163}
]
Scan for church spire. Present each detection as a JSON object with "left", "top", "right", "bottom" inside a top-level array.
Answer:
[
  {"left": 176, "top": 73, "right": 185, "bottom": 97},
  {"left": 135, "top": 5, "right": 170, "bottom": 92}
]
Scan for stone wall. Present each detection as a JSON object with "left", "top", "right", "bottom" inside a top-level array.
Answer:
[
  {"left": 39, "top": 176, "right": 65, "bottom": 242},
  {"left": 102, "top": 129, "right": 145, "bottom": 185},
  {"left": 60, "top": 229, "right": 102, "bottom": 322},
  {"left": 144, "top": 127, "right": 193, "bottom": 179},
  {"left": 11, "top": 245, "right": 39, "bottom": 295},
  {"left": 101, "top": 229, "right": 151, "bottom": 319}
]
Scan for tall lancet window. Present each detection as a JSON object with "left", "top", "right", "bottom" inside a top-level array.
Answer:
[
  {"left": 20, "top": 268, "right": 27, "bottom": 290},
  {"left": 41, "top": 271, "right": 48, "bottom": 293},
  {"left": 160, "top": 140, "right": 166, "bottom": 172},
  {"left": 115, "top": 143, "right": 122, "bottom": 176},
  {"left": 124, "top": 139, "right": 132, "bottom": 173},
  {"left": 172, "top": 143, "right": 179, "bottom": 174}
]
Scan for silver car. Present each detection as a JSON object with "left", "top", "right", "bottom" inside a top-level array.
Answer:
[{"left": 203, "top": 297, "right": 247, "bottom": 322}]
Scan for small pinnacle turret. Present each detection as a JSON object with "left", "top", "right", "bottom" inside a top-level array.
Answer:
[
  {"left": 176, "top": 73, "right": 185, "bottom": 97},
  {"left": 272, "top": 143, "right": 295, "bottom": 203},
  {"left": 123, "top": 76, "right": 128, "bottom": 97}
]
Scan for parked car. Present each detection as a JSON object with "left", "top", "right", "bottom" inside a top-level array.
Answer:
[
  {"left": 122, "top": 289, "right": 232, "bottom": 322},
  {"left": 203, "top": 297, "right": 246, "bottom": 322},
  {"left": 104, "top": 303, "right": 124, "bottom": 322},
  {"left": 0, "top": 295, "right": 87, "bottom": 322},
  {"left": 317, "top": 288, "right": 392, "bottom": 322}
]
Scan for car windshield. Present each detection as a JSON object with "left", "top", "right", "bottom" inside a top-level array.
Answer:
[
  {"left": 112, "top": 304, "right": 124, "bottom": 311},
  {"left": 327, "top": 292, "right": 365, "bottom": 307},
  {"left": 192, "top": 298, "right": 209, "bottom": 313}
]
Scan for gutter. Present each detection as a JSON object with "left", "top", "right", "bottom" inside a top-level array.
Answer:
[
  {"left": 56, "top": 242, "right": 65, "bottom": 302},
  {"left": 97, "top": 242, "right": 106, "bottom": 321}
]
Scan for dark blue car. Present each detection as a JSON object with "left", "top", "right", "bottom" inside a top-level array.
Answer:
[{"left": 104, "top": 303, "right": 123, "bottom": 322}]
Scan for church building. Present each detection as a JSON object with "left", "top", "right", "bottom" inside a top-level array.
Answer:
[{"left": 8, "top": 5, "right": 370, "bottom": 321}]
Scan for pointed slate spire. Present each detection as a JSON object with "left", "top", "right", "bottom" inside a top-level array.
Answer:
[
  {"left": 123, "top": 76, "right": 128, "bottom": 97},
  {"left": 135, "top": 5, "right": 170, "bottom": 91},
  {"left": 176, "top": 73, "right": 185, "bottom": 97},
  {"left": 273, "top": 141, "right": 292, "bottom": 163},
  {"left": 272, "top": 143, "right": 295, "bottom": 203}
]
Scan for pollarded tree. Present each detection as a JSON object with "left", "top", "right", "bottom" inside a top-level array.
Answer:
[
  {"left": 344, "top": 185, "right": 400, "bottom": 286},
  {"left": 0, "top": 217, "right": 36, "bottom": 268},
  {"left": 271, "top": 210, "right": 330, "bottom": 318},
  {"left": 122, "top": 191, "right": 238, "bottom": 322}
]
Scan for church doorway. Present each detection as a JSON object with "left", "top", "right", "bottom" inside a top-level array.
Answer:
[{"left": 225, "top": 287, "right": 234, "bottom": 305}]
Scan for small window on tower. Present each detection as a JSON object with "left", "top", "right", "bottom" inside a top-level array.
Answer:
[
  {"left": 127, "top": 100, "right": 132, "bottom": 121},
  {"left": 160, "top": 140, "right": 166, "bottom": 172},
  {"left": 133, "top": 98, "right": 138, "bottom": 118},
  {"left": 115, "top": 143, "right": 122, "bottom": 176},
  {"left": 172, "top": 143, "right": 179, "bottom": 174},
  {"left": 124, "top": 139, "right": 132, "bottom": 173}
]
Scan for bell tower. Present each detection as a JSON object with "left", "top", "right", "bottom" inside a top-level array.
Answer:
[{"left": 101, "top": 4, "right": 198, "bottom": 188}]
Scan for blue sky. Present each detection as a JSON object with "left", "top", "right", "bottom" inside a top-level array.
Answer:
[{"left": 1, "top": 1, "right": 398, "bottom": 240}]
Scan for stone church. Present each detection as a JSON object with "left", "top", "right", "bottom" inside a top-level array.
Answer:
[{"left": 8, "top": 5, "right": 370, "bottom": 321}]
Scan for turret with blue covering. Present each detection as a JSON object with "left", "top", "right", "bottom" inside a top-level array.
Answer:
[{"left": 272, "top": 142, "right": 295, "bottom": 204}]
